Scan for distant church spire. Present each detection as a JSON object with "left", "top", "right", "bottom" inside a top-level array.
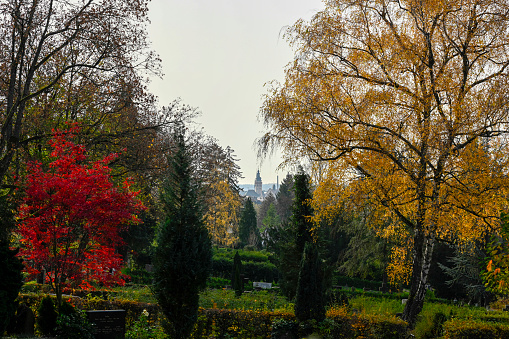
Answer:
[{"left": 254, "top": 170, "right": 263, "bottom": 197}]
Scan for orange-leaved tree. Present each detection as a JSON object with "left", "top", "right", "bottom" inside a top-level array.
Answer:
[
  {"left": 259, "top": 0, "right": 509, "bottom": 326},
  {"left": 17, "top": 126, "right": 144, "bottom": 305}
]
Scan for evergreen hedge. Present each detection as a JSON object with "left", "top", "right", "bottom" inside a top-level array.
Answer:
[{"left": 443, "top": 318, "right": 509, "bottom": 339}]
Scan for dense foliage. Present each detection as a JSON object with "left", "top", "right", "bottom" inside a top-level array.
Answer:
[
  {"left": 260, "top": 0, "right": 509, "bottom": 326},
  {"left": 295, "top": 242, "right": 326, "bottom": 324},
  {"left": 152, "top": 129, "right": 212, "bottom": 339},
  {"left": 16, "top": 127, "right": 143, "bottom": 305}
]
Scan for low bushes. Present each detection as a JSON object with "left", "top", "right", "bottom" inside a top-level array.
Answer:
[
  {"left": 212, "top": 257, "right": 279, "bottom": 283},
  {"left": 443, "top": 318, "right": 509, "bottom": 338},
  {"left": 190, "top": 306, "right": 408, "bottom": 339},
  {"left": 333, "top": 275, "right": 384, "bottom": 291},
  {"left": 191, "top": 308, "right": 295, "bottom": 338},
  {"left": 16, "top": 293, "right": 160, "bottom": 328}
]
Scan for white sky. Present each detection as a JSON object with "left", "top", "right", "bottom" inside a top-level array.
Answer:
[{"left": 146, "top": 0, "right": 325, "bottom": 185}]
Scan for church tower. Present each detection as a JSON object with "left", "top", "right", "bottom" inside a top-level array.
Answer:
[{"left": 254, "top": 170, "right": 263, "bottom": 197}]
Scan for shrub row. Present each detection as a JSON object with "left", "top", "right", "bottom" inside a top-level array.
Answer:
[
  {"left": 191, "top": 308, "right": 295, "bottom": 338},
  {"left": 212, "top": 257, "right": 279, "bottom": 283},
  {"left": 443, "top": 318, "right": 509, "bottom": 339},
  {"left": 189, "top": 306, "right": 408, "bottom": 339},
  {"left": 322, "top": 307, "right": 408, "bottom": 339},
  {"left": 16, "top": 293, "right": 160, "bottom": 328},
  {"left": 213, "top": 248, "right": 272, "bottom": 262},
  {"left": 333, "top": 275, "right": 384, "bottom": 291}
]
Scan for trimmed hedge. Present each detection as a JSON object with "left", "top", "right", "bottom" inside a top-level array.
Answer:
[
  {"left": 443, "top": 318, "right": 509, "bottom": 339},
  {"left": 190, "top": 306, "right": 408, "bottom": 338},
  {"left": 333, "top": 275, "right": 384, "bottom": 291},
  {"left": 212, "top": 257, "right": 279, "bottom": 283},
  {"left": 191, "top": 308, "right": 295, "bottom": 338},
  {"left": 323, "top": 307, "right": 408, "bottom": 339},
  {"left": 16, "top": 293, "right": 160, "bottom": 328}
]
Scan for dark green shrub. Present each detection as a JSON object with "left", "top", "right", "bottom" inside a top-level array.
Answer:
[
  {"left": 0, "top": 242, "right": 23, "bottom": 334},
  {"left": 212, "top": 257, "right": 279, "bottom": 282},
  {"left": 207, "top": 276, "right": 230, "bottom": 289},
  {"left": 191, "top": 308, "right": 295, "bottom": 339},
  {"left": 443, "top": 318, "right": 509, "bottom": 339},
  {"left": 271, "top": 318, "right": 298, "bottom": 339},
  {"left": 295, "top": 242, "right": 325, "bottom": 323},
  {"left": 232, "top": 251, "right": 243, "bottom": 297},
  {"left": 152, "top": 130, "right": 212, "bottom": 339},
  {"left": 58, "top": 300, "right": 77, "bottom": 316},
  {"left": 333, "top": 274, "right": 383, "bottom": 290},
  {"left": 17, "top": 293, "right": 161, "bottom": 329},
  {"left": 328, "top": 290, "right": 350, "bottom": 307},
  {"left": 37, "top": 296, "right": 58, "bottom": 336},
  {"left": 55, "top": 311, "right": 94, "bottom": 339}
]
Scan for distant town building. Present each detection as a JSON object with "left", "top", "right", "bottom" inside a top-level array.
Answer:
[
  {"left": 239, "top": 171, "right": 279, "bottom": 203},
  {"left": 254, "top": 170, "right": 263, "bottom": 197}
]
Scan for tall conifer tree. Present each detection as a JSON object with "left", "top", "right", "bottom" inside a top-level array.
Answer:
[
  {"left": 295, "top": 242, "right": 326, "bottom": 324},
  {"left": 152, "top": 128, "right": 212, "bottom": 339},
  {"left": 278, "top": 168, "right": 315, "bottom": 300},
  {"left": 238, "top": 198, "right": 259, "bottom": 248}
]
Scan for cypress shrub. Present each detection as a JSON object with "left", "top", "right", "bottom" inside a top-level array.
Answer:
[
  {"left": 294, "top": 242, "right": 326, "bottom": 324},
  {"left": 232, "top": 251, "right": 243, "bottom": 297},
  {"left": 37, "top": 296, "right": 58, "bottom": 336},
  {"left": 152, "top": 129, "right": 212, "bottom": 339}
]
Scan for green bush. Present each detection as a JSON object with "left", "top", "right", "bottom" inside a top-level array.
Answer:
[
  {"left": 126, "top": 309, "right": 166, "bottom": 339},
  {"left": 212, "top": 248, "right": 279, "bottom": 283},
  {"left": 17, "top": 293, "right": 160, "bottom": 329},
  {"left": 191, "top": 308, "right": 295, "bottom": 339},
  {"left": 0, "top": 241, "right": 23, "bottom": 334},
  {"left": 59, "top": 300, "right": 77, "bottom": 316},
  {"left": 199, "top": 289, "right": 292, "bottom": 312},
  {"left": 271, "top": 318, "right": 298, "bottom": 339},
  {"left": 37, "top": 296, "right": 58, "bottom": 336},
  {"left": 323, "top": 306, "right": 408, "bottom": 339},
  {"left": 122, "top": 267, "right": 152, "bottom": 285},
  {"left": 334, "top": 275, "right": 383, "bottom": 291},
  {"left": 207, "top": 276, "right": 231, "bottom": 289},
  {"left": 443, "top": 318, "right": 509, "bottom": 338},
  {"left": 56, "top": 311, "right": 94, "bottom": 339}
]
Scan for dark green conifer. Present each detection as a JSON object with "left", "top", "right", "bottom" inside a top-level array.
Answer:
[
  {"left": 295, "top": 242, "right": 326, "bottom": 324},
  {"left": 277, "top": 168, "right": 314, "bottom": 300},
  {"left": 0, "top": 194, "right": 23, "bottom": 334},
  {"left": 152, "top": 128, "right": 212, "bottom": 339},
  {"left": 292, "top": 169, "right": 314, "bottom": 254},
  {"left": 238, "top": 198, "right": 259, "bottom": 248},
  {"left": 37, "top": 296, "right": 58, "bottom": 336},
  {"left": 232, "top": 251, "right": 243, "bottom": 297}
]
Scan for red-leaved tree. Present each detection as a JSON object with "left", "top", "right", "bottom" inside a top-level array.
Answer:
[{"left": 17, "top": 126, "right": 144, "bottom": 304}]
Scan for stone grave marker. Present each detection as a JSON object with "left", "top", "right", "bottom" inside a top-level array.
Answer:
[
  {"left": 253, "top": 281, "right": 272, "bottom": 289},
  {"left": 86, "top": 309, "right": 126, "bottom": 339}
]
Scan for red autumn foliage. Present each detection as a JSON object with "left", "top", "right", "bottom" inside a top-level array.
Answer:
[{"left": 17, "top": 125, "right": 144, "bottom": 300}]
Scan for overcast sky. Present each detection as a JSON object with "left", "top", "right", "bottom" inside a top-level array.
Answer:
[{"left": 146, "top": 0, "right": 325, "bottom": 186}]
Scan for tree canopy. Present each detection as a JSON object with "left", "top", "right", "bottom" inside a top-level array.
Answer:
[
  {"left": 17, "top": 126, "right": 143, "bottom": 304},
  {"left": 260, "top": 0, "right": 509, "bottom": 326}
]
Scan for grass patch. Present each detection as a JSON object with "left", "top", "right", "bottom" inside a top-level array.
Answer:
[{"left": 199, "top": 288, "right": 293, "bottom": 312}]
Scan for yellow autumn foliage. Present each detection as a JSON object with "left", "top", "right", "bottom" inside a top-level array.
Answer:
[{"left": 260, "top": 0, "right": 509, "bottom": 320}]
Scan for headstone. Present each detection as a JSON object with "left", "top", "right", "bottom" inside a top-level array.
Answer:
[
  {"left": 11, "top": 304, "right": 35, "bottom": 336},
  {"left": 86, "top": 310, "right": 126, "bottom": 339},
  {"left": 253, "top": 281, "right": 272, "bottom": 289}
]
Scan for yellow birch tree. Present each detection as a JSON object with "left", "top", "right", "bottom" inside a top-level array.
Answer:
[{"left": 260, "top": 0, "right": 509, "bottom": 326}]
